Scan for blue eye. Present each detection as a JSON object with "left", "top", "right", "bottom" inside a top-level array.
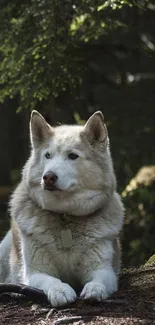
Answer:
[
  {"left": 45, "top": 152, "right": 50, "bottom": 159},
  {"left": 68, "top": 153, "right": 79, "bottom": 160}
]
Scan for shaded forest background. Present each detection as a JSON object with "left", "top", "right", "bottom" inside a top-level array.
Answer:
[{"left": 0, "top": 0, "right": 154, "bottom": 267}]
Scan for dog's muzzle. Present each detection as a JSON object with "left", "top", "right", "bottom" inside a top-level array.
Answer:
[{"left": 43, "top": 171, "right": 60, "bottom": 191}]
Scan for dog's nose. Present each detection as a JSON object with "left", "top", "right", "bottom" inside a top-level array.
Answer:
[{"left": 43, "top": 172, "right": 58, "bottom": 185}]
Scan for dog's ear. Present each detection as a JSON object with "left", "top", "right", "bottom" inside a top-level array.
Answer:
[
  {"left": 30, "top": 110, "right": 53, "bottom": 148},
  {"left": 84, "top": 111, "right": 108, "bottom": 146}
]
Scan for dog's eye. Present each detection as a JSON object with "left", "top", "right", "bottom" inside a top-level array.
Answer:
[
  {"left": 45, "top": 152, "right": 51, "bottom": 159},
  {"left": 68, "top": 153, "right": 79, "bottom": 160}
]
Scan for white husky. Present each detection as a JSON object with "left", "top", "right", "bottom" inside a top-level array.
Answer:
[{"left": 0, "top": 110, "right": 124, "bottom": 306}]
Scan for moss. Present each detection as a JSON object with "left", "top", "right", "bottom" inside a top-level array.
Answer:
[{"left": 145, "top": 254, "right": 155, "bottom": 267}]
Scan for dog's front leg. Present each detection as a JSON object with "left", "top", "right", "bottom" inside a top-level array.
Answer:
[
  {"left": 80, "top": 265, "right": 118, "bottom": 301},
  {"left": 27, "top": 273, "right": 77, "bottom": 306}
]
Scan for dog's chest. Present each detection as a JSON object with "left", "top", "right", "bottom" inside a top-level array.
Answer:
[
  {"left": 24, "top": 214, "right": 104, "bottom": 276},
  {"left": 22, "top": 213, "right": 114, "bottom": 290},
  {"left": 35, "top": 214, "right": 95, "bottom": 250}
]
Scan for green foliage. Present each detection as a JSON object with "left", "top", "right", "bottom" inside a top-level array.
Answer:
[
  {"left": 10, "top": 168, "right": 21, "bottom": 184},
  {"left": 145, "top": 254, "right": 155, "bottom": 266},
  {"left": 122, "top": 166, "right": 155, "bottom": 267},
  {"left": 0, "top": 0, "right": 137, "bottom": 110}
]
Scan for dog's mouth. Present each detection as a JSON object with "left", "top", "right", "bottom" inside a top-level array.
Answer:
[
  {"left": 43, "top": 185, "right": 62, "bottom": 192},
  {"left": 42, "top": 181, "right": 77, "bottom": 193}
]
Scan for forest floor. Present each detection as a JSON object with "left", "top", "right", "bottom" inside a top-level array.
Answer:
[{"left": 0, "top": 264, "right": 155, "bottom": 325}]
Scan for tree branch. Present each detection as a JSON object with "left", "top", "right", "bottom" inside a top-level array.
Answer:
[
  {"left": 0, "top": 284, "right": 47, "bottom": 302},
  {"left": 53, "top": 315, "right": 94, "bottom": 325}
]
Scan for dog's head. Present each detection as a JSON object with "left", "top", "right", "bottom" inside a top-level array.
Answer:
[{"left": 23, "top": 110, "right": 116, "bottom": 215}]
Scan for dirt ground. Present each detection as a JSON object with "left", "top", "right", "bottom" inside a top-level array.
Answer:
[{"left": 0, "top": 265, "right": 155, "bottom": 325}]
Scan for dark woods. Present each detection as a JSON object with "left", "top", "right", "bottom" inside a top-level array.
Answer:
[{"left": 0, "top": 0, "right": 155, "bottom": 266}]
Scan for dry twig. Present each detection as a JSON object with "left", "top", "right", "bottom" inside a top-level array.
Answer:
[
  {"left": 0, "top": 284, "right": 47, "bottom": 302},
  {"left": 53, "top": 315, "right": 95, "bottom": 325}
]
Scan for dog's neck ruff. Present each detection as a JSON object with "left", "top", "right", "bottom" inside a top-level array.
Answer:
[
  {"left": 50, "top": 209, "right": 103, "bottom": 249},
  {"left": 59, "top": 213, "right": 73, "bottom": 248},
  {"left": 49, "top": 207, "right": 103, "bottom": 220}
]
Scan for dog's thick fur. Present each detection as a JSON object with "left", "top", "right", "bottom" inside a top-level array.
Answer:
[{"left": 0, "top": 111, "right": 124, "bottom": 306}]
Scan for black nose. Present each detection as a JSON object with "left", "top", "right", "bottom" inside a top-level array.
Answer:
[{"left": 43, "top": 171, "right": 58, "bottom": 186}]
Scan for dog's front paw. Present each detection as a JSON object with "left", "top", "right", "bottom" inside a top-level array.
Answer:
[
  {"left": 80, "top": 282, "right": 108, "bottom": 301},
  {"left": 47, "top": 282, "right": 77, "bottom": 307}
]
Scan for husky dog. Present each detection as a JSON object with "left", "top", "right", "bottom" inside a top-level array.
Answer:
[{"left": 0, "top": 110, "right": 124, "bottom": 306}]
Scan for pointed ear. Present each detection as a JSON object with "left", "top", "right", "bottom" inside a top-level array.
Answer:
[
  {"left": 30, "top": 110, "right": 53, "bottom": 148},
  {"left": 83, "top": 111, "right": 108, "bottom": 146}
]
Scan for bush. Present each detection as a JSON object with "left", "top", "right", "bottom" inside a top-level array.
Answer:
[{"left": 121, "top": 166, "right": 155, "bottom": 267}]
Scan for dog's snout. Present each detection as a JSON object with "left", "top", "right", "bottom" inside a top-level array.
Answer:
[{"left": 43, "top": 171, "right": 58, "bottom": 185}]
